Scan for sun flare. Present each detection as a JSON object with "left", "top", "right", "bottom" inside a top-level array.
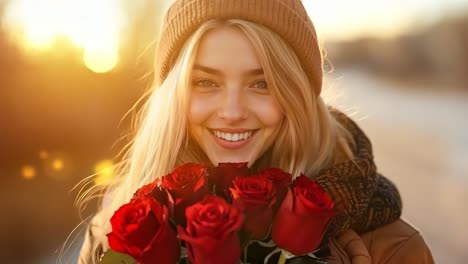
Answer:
[{"left": 3, "top": 0, "right": 125, "bottom": 72}]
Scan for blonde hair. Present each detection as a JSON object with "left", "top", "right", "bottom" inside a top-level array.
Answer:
[{"left": 74, "top": 19, "right": 354, "bottom": 263}]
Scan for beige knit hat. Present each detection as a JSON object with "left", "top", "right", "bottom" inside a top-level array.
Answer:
[{"left": 155, "top": 0, "right": 323, "bottom": 95}]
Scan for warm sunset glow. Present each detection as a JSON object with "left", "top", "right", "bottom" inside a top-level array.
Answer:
[
  {"left": 303, "top": 0, "right": 468, "bottom": 41},
  {"left": 94, "top": 160, "right": 116, "bottom": 186},
  {"left": 21, "top": 165, "right": 36, "bottom": 180},
  {"left": 52, "top": 159, "right": 64, "bottom": 171},
  {"left": 303, "top": 1, "right": 411, "bottom": 41},
  {"left": 83, "top": 47, "right": 119, "bottom": 73},
  {"left": 3, "top": 0, "right": 125, "bottom": 72}
]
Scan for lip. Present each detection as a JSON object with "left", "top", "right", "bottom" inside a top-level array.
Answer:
[
  {"left": 210, "top": 129, "right": 258, "bottom": 150},
  {"left": 211, "top": 128, "right": 256, "bottom": 133}
]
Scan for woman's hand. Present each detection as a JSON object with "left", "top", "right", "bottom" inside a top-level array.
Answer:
[{"left": 328, "top": 229, "right": 371, "bottom": 264}]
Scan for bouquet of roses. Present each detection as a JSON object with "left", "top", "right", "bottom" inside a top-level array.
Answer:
[{"left": 99, "top": 163, "right": 336, "bottom": 264}]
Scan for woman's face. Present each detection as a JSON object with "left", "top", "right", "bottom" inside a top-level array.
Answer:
[{"left": 188, "top": 26, "right": 284, "bottom": 166}]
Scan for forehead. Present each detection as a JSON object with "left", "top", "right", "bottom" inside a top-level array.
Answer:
[{"left": 194, "top": 26, "right": 262, "bottom": 72}]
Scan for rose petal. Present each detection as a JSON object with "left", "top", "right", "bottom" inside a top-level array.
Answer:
[
  {"left": 272, "top": 187, "right": 335, "bottom": 255},
  {"left": 107, "top": 198, "right": 180, "bottom": 263},
  {"left": 179, "top": 195, "right": 243, "bottom": 264}
]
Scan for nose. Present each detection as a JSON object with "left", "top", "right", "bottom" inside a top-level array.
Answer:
[{"left": 217, "top": 87, "right": 248, "bottom": 122}]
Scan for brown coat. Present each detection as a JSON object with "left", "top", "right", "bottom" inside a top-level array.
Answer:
[{"left": 328, "top": 219, "right": 434, "bottom": 264}]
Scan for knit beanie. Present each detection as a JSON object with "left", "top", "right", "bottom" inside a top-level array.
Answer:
[{"left": 155, "top": 0, "right": 323, "bottom": 95}]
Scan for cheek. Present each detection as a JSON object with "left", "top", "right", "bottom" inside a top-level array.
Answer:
[
  {"left": 252, "top": 98, "right": 284, "bottom": 127},
  {"left": 188, "top": 95, "right": 213, "bottom": 125}
]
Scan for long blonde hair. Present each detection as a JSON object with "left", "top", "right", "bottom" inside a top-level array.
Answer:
[{"left": 76, "top": 18, "right": 354, "bottom": 263}]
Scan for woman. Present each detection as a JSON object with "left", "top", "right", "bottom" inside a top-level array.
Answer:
[{"left": 77, "top": 0, "right": 433, "bottom": 263}]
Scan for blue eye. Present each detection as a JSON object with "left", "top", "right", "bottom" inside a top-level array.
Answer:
[
  {"left": 193, "top": 79, "right": 217, "bottom": 87},
  {"left": 251, "top": 80, "right": 267, "bottom": 89}
]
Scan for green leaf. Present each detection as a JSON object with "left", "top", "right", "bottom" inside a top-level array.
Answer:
[{"left": 99, "top": 249, "right": 138, "bottom": 264}]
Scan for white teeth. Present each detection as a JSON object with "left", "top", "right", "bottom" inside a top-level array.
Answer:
[{"left": 213, "top": 130, "right": 254, "bottom": 142}]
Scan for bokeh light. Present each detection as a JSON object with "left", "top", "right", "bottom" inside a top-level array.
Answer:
[
  {"left": 21, "top": 165, "right": 36, "bottom": 180},
  {"left": 52, "top": 159, "right": 64, "bottom": 171},
  {"left": 39, "top": 150, "right": 49, "bottom": 160},
  {"left": 3, "top": 0, "right": 126, "bottom": 72},
  {"left": 43, "top": 153, "right": 73, "bottom": 180},
  {"left": 94, "top": 160, "right": 116, "bottom": 186}
]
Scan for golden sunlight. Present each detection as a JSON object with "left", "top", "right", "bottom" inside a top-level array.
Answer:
[
  {"left": 84, "top": 47, "right": 119, "bottom": 73},
  {"left": 3, "top": 0, "right": 59, "bottom": 50},
  {"left": 3, "top": 0, "right": 125, "bottom": 73},
  {"left": 94, "top": 160, "right": 116, "bottom": 186},
  {"left": 303, "top": 1, "right": 411, "bottom": 41}
]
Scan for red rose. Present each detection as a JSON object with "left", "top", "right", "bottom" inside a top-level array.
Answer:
[
  {"left": 256, "top": 168, "right": 292, "bottom": 209},
  {"left": 133, "top": 180, "right": 174, "bottom": 219},
  {"left": 230, "top": 174, "right": 276, "bottom": 240},
  {"left": 272, "top": 174, "right": 335, "bottom": 255},
  {"left": 107, "top": 197, "right": 180, "bottom": 264},
  {"left": 178, "top": 195, "right": 243, "bottom": 264},
  {"left": 132, "top": 179, "right": 159, "bottom": 199},
  {"left": 161, "top": 163, "right": 208, "bottom": 225},
  {"left": 258, "top": 168, "right": 291, "bottom": 188},
  {"left": 207, "top": 162, "right": 250, "bottom": 197}
]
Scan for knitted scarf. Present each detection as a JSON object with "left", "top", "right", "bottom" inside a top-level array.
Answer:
[{"left": 320, "top": 108, "right": 402, "bottom": 238}]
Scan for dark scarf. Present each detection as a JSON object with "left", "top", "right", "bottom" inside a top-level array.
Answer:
[
  {"left": 246, "top": 108, "right": 402, "bottom": 263},
  {"left": 319, "top": 108, "right": 402, "bottom": 238}
]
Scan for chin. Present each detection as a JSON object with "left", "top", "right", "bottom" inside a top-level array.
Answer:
[
  {"left": 211, "top": 157, "right": 248, "bottom": 165},
  {"left": 208, "top": 153, "right": 256, "bottom": 166},
  {"left": 202, "top": 137, "right": 264, "bottom": 167}
]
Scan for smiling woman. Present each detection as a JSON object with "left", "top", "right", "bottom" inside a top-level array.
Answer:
[
  {"left": 188, "top": 26, "right": 284, "bottom": 166},
  {"left": 74, "top": 1, "right": 433, "bottom": 264}
]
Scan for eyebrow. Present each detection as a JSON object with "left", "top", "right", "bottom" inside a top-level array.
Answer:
[{"left": 193, "top": 64, "right": 264, "bottom": 76}]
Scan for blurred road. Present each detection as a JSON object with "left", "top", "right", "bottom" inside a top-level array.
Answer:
[{"left": 325, "top": 68, "right": 468, "bottom": 264}]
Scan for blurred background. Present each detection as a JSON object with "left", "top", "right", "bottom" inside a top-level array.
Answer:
[{"left": 0, "top": 0, "right": 467, "bottom": 263}]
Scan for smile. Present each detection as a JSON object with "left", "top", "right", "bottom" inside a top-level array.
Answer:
[
  {"left": 210, "top": 129, "right": 258, "bottom": 149},
  {"left": 213, "top": 130, "right": 253, "bottom": 142}
]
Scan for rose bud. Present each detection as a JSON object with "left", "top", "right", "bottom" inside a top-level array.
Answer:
[
  {"left": 161, "top": 163, "right": 209, "bottom": 225},
  {"left": 107, "top": 197, "right": 180, "bottom": 264},
  {"left": 207, "top": 162, "right": 250, "bottom": 197},
  {"left": 132, "top": 180, "right": 175, "bottom": 220},
  {"left": 230, "top": 174, "right": 277, "bottom": 240},
  {"left": 178, "top": 195, "right": 243, "bottom": 264},
  {"left": 272, "top": 174, "right": 336, "bottom": 255}
]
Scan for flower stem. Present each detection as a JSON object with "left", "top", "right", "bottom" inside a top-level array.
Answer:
[{"left": 277, "top": 252, "right": 287, "bottom": 264}]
